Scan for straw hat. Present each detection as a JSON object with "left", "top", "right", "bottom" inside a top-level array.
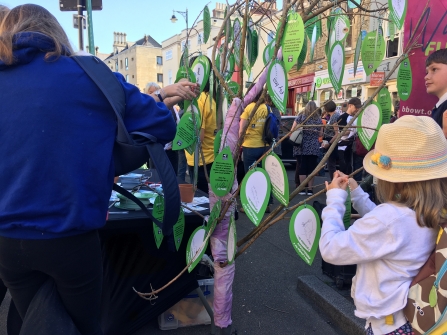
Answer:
[{"left": 363, "top": 115, "right": 447, "bottom": 182}]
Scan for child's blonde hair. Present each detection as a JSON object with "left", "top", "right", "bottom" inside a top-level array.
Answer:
[{"left": 376, "top": 178, "right": 447, "bottom": 228}]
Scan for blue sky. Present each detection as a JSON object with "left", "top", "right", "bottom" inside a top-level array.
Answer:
[{"left": 2, "top": 0, "right": 220, "bottom": 54}]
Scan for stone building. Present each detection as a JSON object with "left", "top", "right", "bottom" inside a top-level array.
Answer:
[{"left": 104, "top": 32, "right": 163, "bottom": 92}]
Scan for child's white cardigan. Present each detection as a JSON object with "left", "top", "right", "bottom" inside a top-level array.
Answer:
[{"left": 320, "top": 186, "right": 437, "bottom": 334}]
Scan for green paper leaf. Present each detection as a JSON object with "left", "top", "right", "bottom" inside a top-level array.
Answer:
[
  {"left": 179, "top": 47, "right": 188, "bottom": 68},
  {"left": 192, "top": 55, "right": 211, "bottom": 93},
  {"left": 214, "top": 129, "right": 223, "bottom": 157},
  {"left": 353, "top": 32, "right": 362, "bottom": 77},
  {"left": 429, "top": 285, "right": 437, "bottom": 307},
  {"left": 289, "top": 205, "right": 321, "bottom": 266},
  {"left": 172, "top": 100, "right": 201, "bottom": 151},
  {"left": 175, "top": 66, "right": 196, "bottom": 83},
  {"left": 305, "top": 16, "right": 320, "bottom": 41},
  {"left": 262, "top": 152, "right": 289, "bottom": 206},
  {"left": 281, "top": 11, "right": 305, "bottom": 73},
  {"left": 207, "top": 199, "right": 222, "bottom": 234},
  {"left": 227, "top": 81, "right": 240, "bottom": 96},
  {"left": 227, "top": 214, "right": 237, "bottom": 265},
  {"left": 216, "top": 49, "right": 235, "bottom": 81},
  {"left": 397, "top": 57, "right": 412, "bottom": 101},
  {"left": 297, "top": 35, "right": 308, "bottom": 71},
  {"left": 186, "top": 226, "right": 209, "bottom": 273},
  {"left": 358, "top": 101, "right": 383, "bottom": 150},
  {"left": 328, "top": 41, "right": 345, "bottom": 95},
  {"left": 377, "top": 87, "right": 392, "bottom": 124},
  {"left": 331, "top": 10, "right": 350, "bottom": 43},
  {"left": 388, "top": 0, "right": 407, "bottom": 30},
  {"left": 249, "top": 29, "right": 258, "bottom": 67},
  {"left": 361, "top": 30, "right": 386, "bottom": 76},
  {"left": 210, "top": 146, "right": 235, "bottom": 197},
  {"left": 343, "top": 188, "right": 351, "bottom": 229},
  {"left": 263, "top": 40, "right": 274, "bottom": 66},
  {"left": 233, "top": 18, "right": 242, "bottom": 64},
  {"left": 240, "top": 168, "right": 272, "bottom": 227},
  {"left": 152, "top": 195, "right": 164, "bottom": 249},
  {"left": 309, "top": 25, "right": 317, "bottom": 62},
  {"left": 203, "top": 6, "right": 211, "bottom": 44},
  {"left": 267, "top": 59, "right": 289, "bottom": 115},
  {"left": 173, "top": 210, "right": 185, "bottom": 251}
]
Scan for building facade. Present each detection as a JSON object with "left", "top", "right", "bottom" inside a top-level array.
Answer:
[{"left": 104, "top": 32, "right": 163, "bottom": 92}]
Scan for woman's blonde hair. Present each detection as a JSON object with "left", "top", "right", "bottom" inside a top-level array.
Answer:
[
  {"left": 301, "top": 101, "right": 318, "bottom": 117},
  {"left": 0, "top": 4, "right": 73, "bottom": 65},
  {"left": 376, "top": 178, "right": 447, "bottom": 228},
  {"left": 0, "top": 5, "right": 9, "bottom": 24}
]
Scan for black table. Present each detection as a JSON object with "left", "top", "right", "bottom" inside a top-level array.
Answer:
[{"left": 99, "top": 172, "right": 210, "bottom": 335}]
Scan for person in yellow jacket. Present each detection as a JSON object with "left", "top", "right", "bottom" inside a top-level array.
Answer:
[{"left": 185, "top": 58, "right": 216, "bottom": 194}]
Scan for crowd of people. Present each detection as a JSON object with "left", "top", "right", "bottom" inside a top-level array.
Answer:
[{"left": 2, "top": 2, "right": 447, "bottom": 335}]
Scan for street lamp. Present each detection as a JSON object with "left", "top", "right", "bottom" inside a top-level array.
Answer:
[{"left": 170, "top": 8, "right": 188, "bottom": 30}]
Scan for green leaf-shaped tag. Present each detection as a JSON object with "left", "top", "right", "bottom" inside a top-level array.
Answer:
[
  {"left": 192, "top": 55, "right": 211, "bottom": 93},
  {"left": 227, "top": 214, "right": 237, "bottom": 265},
  {"left": 289, "top": 205, "right": 321, "bottom": 266},
  {"left": 343, "top": 188, "right": 351, "bottom": 229},
  {"left": 233, "top": 18, "right": 242, "bottom": 64},
  {"left": 173, "top": 210, "right": 185, "bottom": 251},
  {"left": 203, "top": 5, "right": 211, "bottom": 44},
  {"left": 207, "top": 199, "right": 222, "bottom": 234},
  {"left": 262, "top": 152, "right": 289, "bottom": 206},
  {"left": 353, "top": 32, "right": 362, "bottom": 77},
  {"left": 388, "top": 0, "right": 407, "bottom": 30},
  {"left": 397, "top": 57, "right": 412, "bottom": 101},
  {"left": 179, "top": 47, "right": 188, "bottom": 68},
  {"left": 227, "top": 81, "right": 240, "bottom": 97},
  {"left": 152, "top": 195, "right": 164, "bottom": 249},
  {"left": 281, "top": 11, "right": 305, "bottom": 73},
  {"left": 361, "top": 30, "right": 386, "bottom": 76},
  {"left": 358, "top": 101, "right": 383, "bottom": 151},
  {"left": 172, "top": 100, "right": 201, "bottom": 151},
  {"left": 214, "top": 129, "right": 223, "bottom": 157},
  {"left": 248, "top": 29, "right": 258, "bottom": 67},
  {"left": 331, "top": 10, "right": 350, "bottom": 43},
  {"left": 186, "top": 226, "right": 208, "bottom": 273},
  {"left": 297, "top": 35, "right": 308, "bottom": 71},
  {"left": 210, "top": 146, "right": 235, "bottom": 197},
  {"left": 429, "top": 285, "right": 438, "bottom": 307},
  {"left": 328, "top": 41, "right": 345, "bottom": 95},
  {"left": 263, "top": 40, "right": 274, "bottom": 66},
  {"left": 175, "top": 66, "right": 196, "bottom": 83},
  {"left": 267, "top": 59, "right": 289, "bottom": 115},
  {"left": 305, "top": 16, "right": 320, "bottom": 41},
  {"left": 377, "top": 87, "right": 392, "bottom": 124},
  {"left": 241, "top": 168, "right": 271, "bottom": 227}
]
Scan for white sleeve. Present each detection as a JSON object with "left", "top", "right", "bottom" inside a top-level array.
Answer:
[
  {"left": 319, "top": 189, "right": 394, "bottom": 265},
  {"left": 350, "top": 185, "right": 377, "bottom": 217}
]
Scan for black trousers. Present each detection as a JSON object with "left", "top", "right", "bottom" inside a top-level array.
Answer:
[
  {"left": 0, "top": 231, "right": 103, "bottom": 335},
  {"left": 188, "top": 163, "right": 213, "bottom": 194}
]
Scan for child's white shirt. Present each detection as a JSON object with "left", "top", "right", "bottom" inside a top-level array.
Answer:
[{"left": 320, "top": 187, "right": 437, "bottom": 334}]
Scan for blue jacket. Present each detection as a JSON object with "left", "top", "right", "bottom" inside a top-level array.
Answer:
[{"left": 0, "top": 32, "right": 176, "bottom": 239}]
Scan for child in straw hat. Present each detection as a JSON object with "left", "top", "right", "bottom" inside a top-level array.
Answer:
[{"left": 320, "top": 115, "right": 447, "bottom": 335}]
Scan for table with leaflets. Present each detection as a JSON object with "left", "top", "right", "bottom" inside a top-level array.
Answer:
[{"left": 99, "top": 169, "right": 210, "bottom": 335}]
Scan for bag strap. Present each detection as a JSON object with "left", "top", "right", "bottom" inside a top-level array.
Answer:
[{"left": 72, "top": 55, "right": 180, "bottom": 237}]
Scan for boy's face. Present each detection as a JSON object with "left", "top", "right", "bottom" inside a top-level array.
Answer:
[{"left": 425, "top": 62, "right": 447, "bottom": 98}]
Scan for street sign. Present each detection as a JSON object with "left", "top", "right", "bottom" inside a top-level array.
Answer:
[
  {"left": 370, "top": 71, "right": 385, "bottom": 86},
  {"left": 73, "top": 14, "right": 86, "bottom": 29},
  {"left": 59, "top": 0, "right": 102, "bottom": 11}
]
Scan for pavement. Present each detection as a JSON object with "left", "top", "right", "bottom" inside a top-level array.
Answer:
[{"left": 0, "top": 167, "right": 366, "bottom": 335}]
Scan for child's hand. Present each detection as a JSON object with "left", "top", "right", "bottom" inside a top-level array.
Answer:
[
  {"left": 325, "top": 176, "right": 349, "bottom": 191},
  {"left": 348, "top": 178, "right": 359, "bottom": 191}
]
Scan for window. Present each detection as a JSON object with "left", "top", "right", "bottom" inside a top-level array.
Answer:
[
  {"left": 346, "top": 85, "right": 362, "bottom": 99},
  {"left": 125, "top": 58, "right": 128, "bottom": 70},
  {"left": 115, "top": 61, "right": 118, "bottom": 71},
  {"left": 383, "top": 16, "right": 402, "bottom": 58},
  {"left": 168, "top": 70, "right": 172, "bottom": 85},
  {"left": 125, "top": 74, "right": 129, "bottom": 82},
  {"left": 157, "top": 73, "right": 163, "bottom": 83},
  {"left": 197, "top": 33, "right": 203, "bottom": 45},
  {"left": 181, "top": 40, "right": 191, "bottom": 51},
  {"left": 120, "top": 60, "right": 123, "bottom": 69},
  {"left": 267, "top": 30, "right": 275, "bottom": 43},
  {"left": 165, "top": 50, "right": 173, "bottom": 61},
  {"left": 157, "top": 56, "right": 163, "bottom": 65}
]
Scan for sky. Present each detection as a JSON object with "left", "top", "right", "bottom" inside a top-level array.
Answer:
[{"left": 2, "top": 0, "right": 221, "bottom": 54}]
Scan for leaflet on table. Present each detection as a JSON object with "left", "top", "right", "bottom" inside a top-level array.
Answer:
[{"left": 182, "top": 206, "right": 208, "bottom": 213}]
